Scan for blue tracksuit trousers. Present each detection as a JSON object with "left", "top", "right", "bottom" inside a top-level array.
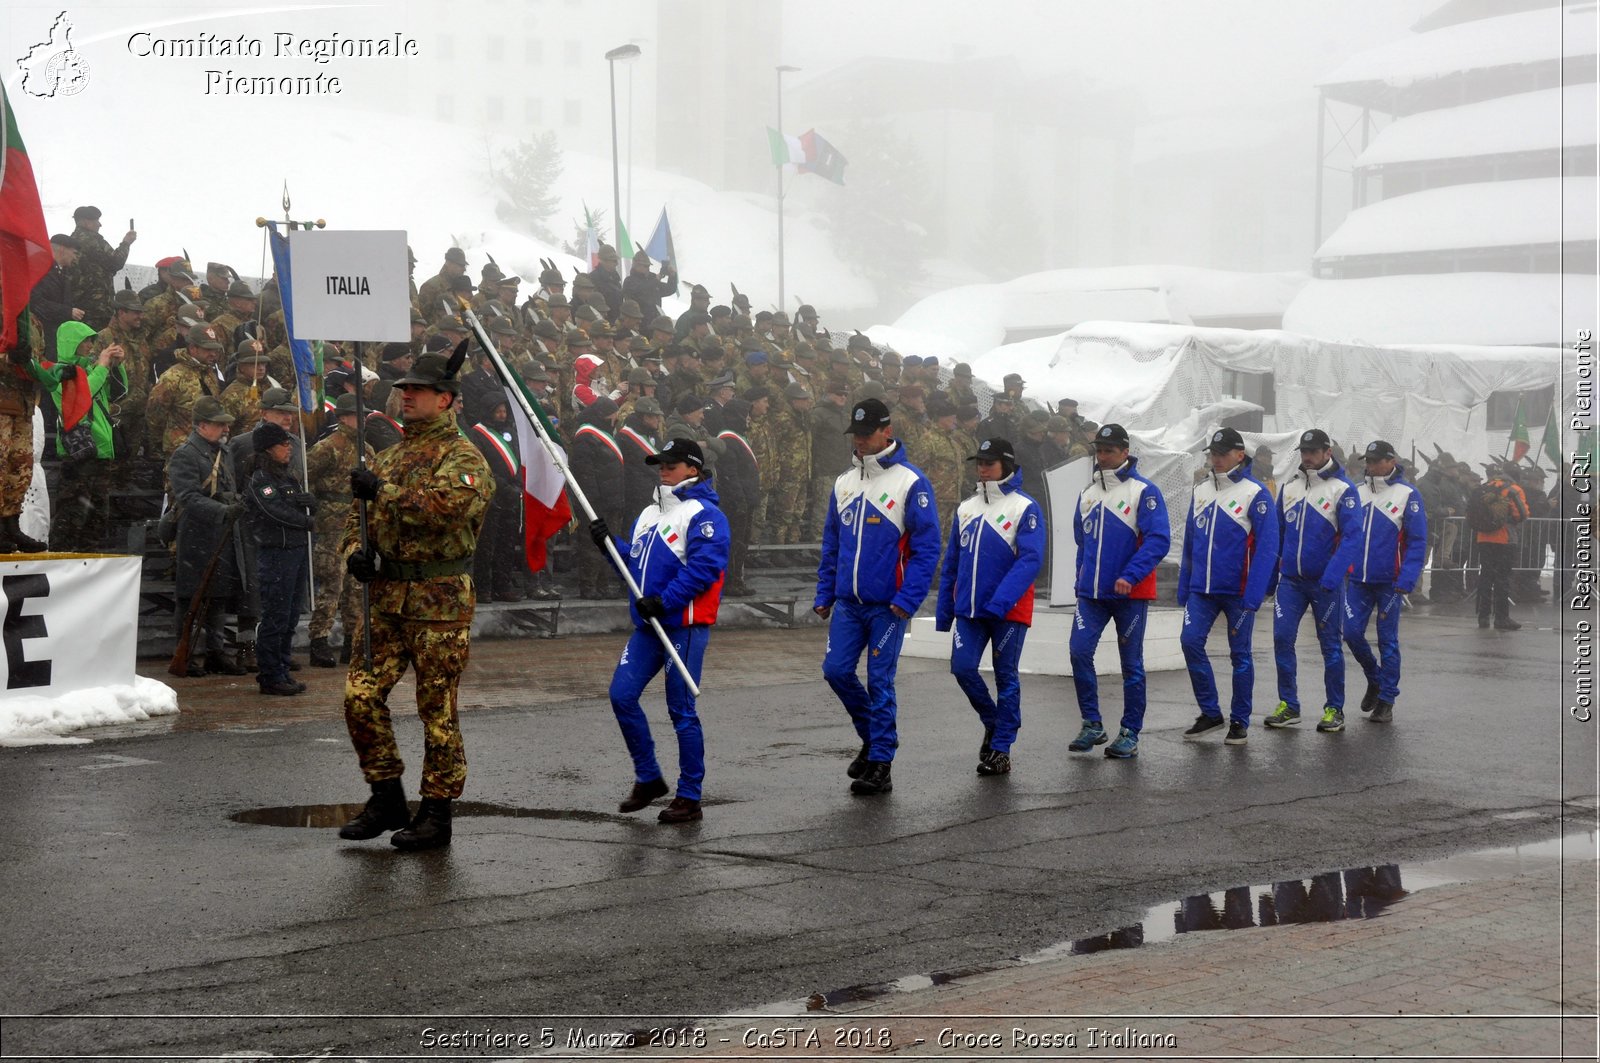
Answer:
[
  {"left": 1343, "top": 581, "right": 1403, "bottom": 702},
  {"left": 950, "top": 616, "right": 1028, "bottom": 753},
  {"left": 822, "top": 600, "right": 905, "bottom": 763},
  {"left": 1180, "top": 593, "right": 1257, "bottom": 726},
  {"left": 609, "top": 625, "right": 710, "bottom": 800},
  {"left": 1070, "top": 598, "right": 1150, "bottom": 734},
  {"left": 1273, "top": 575, "right": 1346, "bottom": 711}
]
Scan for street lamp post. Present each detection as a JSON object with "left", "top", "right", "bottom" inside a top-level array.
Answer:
[
  {"left": 605, "top": 44, "right": 642, "bottom": 252},
  {"left": 776, "top": 64, "right": 800, "bottom": 311}
]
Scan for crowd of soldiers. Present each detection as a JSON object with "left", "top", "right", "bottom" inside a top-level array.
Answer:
[{"left": 13, "top": 208, "right": 1109, "bottom": 632}]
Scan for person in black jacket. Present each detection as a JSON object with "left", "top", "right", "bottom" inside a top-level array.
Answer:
[
  {"left": 29, "top": 234, "right": 85, "bottom": 354},
  {"left": 569, "top": 397, "right": 625, "bottom": 597},
  {"left": 588, "top": 244, "right": 624, "bottom": 320},
  {"left": 616, "top": 396, "right": 665, "bottom": 532},
  {"left": 621, "top": 249, "right": 678, "bottom": 324},
  {"left": 244, "top": 420, "right": 316, "bottom": 695},
  {"left": 712, "top": 397, "right": 761, "bottom": 595}
]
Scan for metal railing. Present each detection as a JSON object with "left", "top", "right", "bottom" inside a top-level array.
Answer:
[{"left": 1423, "top": 516, "right": 1570, "bottom": 576}]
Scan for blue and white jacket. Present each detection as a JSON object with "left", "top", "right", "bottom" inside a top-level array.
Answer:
[
  {"left": 621, "top": 477, "right": 730, "bottom": 629},
  {"left": 1325, "top": 465, "right": 1428, "bottom": 591},
  {"left": 815, "top": 439, "right": 940, "bottom": 614},
  {"left": 935, "top": 468, "right": 1045, "bottom": 630},
  {"left": 1073, "top": 456, "right": 1170, "bottom": 601},
  {"left": 1177, "top": 459, "right": 1280, "bottom": 610},
  {"left": 1277, "top": 458, "right": 1362, "bottom": 582}
]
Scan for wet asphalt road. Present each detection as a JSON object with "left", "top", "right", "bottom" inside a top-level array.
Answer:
[{"left": 0, "top": 604, "right": 1592, "bottom": 1058}]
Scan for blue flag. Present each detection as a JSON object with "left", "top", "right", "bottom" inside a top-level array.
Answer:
[
  {"left": 644, "top": 207, "right": 675, "bottom": 267},
  {"left": 264, "top": 221, "right": 319, "bottom": 412}
]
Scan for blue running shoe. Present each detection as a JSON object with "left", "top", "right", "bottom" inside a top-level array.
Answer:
[
  {"left": 1068, "top": 721, "right": 1108, "bottom": 752},
  {"left": 1104, "top": 728, "right": 1139, "bottom": 759}
]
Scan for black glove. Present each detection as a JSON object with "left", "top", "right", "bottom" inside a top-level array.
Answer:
[
  {"left": 588, "top": 518, "right": 612, "bottom": 552},
  {"left": 346, "top": 547, "right": 379, "bottom": 583},
  {"left": 289, "top": 491, "right": 317, "bottom": 509},
  {"left": 350, "top": 468, "right": 383, "bottom": 500},
  {"left": 223, "top": 502, "right": 245, "bottom": 521},
  {"left": 635, "top": 595, "right": 666, "bottom": 619},
  {"left": 53, "top": 362, "right": 77, "bottom": 381}
]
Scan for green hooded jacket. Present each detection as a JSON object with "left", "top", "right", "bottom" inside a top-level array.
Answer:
[{"left": 49, "top": 320, "right": 128, "bottom": 460}]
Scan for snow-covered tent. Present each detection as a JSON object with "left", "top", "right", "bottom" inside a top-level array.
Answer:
[{"left": 967, "top": 320, "right": 1567, "bottom": 555}]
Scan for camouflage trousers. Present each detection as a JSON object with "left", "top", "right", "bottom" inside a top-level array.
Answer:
[
  {"left": 344, "top": 610, "right": 471, "bottom": 799},
  {"left": 807, "top": 475, "right": 835, "bottom": 541},
  {"left": 768, "top": 480, "right": 809, "bottom": 545},
  {"left": 0, "top": 413, "right": 33, "bottom": 518},
  {"left": 52, "top": 458, "right": 120, "bottom": 552},
  {"left": 310, "top": 536, "right": 362, "bottom": 641}
]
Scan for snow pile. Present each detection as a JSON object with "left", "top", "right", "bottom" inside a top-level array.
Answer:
[
  {"left": 0, "top": 675, "right": 178, "bottom": 746},
  {"left": 880, "top": 266, "right": 1308, "bottom": 360},
  {"left": 1315, "top": 177, "right": 1592, "bottom": 258},
  {"left": 1285, "top": 272, "right": 1596, "bottom": 347},
  {"left": 1356, "top": 85, "right": 1596, "bottom": 168},
  {"left": 1320, "top": 5, "right": 1596, "bottom": 89}
]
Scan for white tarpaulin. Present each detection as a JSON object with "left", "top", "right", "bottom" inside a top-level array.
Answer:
[
  {"left": 1, "top": 555, "right": 141, "bottom": 698},
  {"left": 969, "top": 321, "right": 1568, "bottom": 560}
]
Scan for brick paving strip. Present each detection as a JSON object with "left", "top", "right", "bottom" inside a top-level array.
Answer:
[{"left": 657, "top": 860, "right": 1597, "bottom": 1062}]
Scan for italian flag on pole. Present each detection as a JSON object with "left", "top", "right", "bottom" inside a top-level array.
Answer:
[
  {"left": 0, "top": 85, "right": 53, "bottom": 352},
  {"left": 502, "top": 372, "right": 573, "bottom": 572},
  {"left": 1508, "top": 397, "right": 1531, "bottom": 462},
  {"left": 767, "top": 127, "right": 848, "bottom": 184}
]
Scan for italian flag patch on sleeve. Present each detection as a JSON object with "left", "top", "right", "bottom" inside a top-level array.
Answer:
[{"left": 460, "top": 473, "right": 477, "bottom": 487}]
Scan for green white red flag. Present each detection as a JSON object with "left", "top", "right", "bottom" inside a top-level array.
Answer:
[{"left": 0, "top": 85, "right": 53, "bottom": 352}]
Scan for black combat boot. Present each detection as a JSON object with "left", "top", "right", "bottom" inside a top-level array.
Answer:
[
  {"left": 309, "top": 637, "right": 338, "bottom": 668},
  {"left": 337, "top": 779, "right": 411, "bottom": 840},
  {"left": 339, "top": 634, "right": 353, "bottom": 664},
  {"left": 391, "top": 797, "right": 453, "bottom": 851},
  {"left": 236, "top": 642, "right": 259, "bottom": 673},
  {"left": 850, "top": 761, "right": 893, "bottom": 796},
  {"left": 846, "top": 743, "right": 871, "bottom": 779},
  {"left": 204, "top": 652, "right": 249, "bottom": 676},
  {"left": 3, "top": 515, "right": 45, "bottom": 553}
]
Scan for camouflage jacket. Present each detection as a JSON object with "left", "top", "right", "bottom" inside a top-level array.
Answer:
[
  {"left": 771, "top": 399, "right": 812, "bottom": 481},
  {"left": 919, "top": 428, "right": 964, "bottom": 509},
  {"left": 79, "top": 320, "right": 155, "bottom": 397},
  {"left": 219, "top": 379, "right": 266, "bottom": 436},
  {"left": 748, "top": 413, "right": 780, "bottom": 491},
  {"left": 341, "top": 410, "right": 492, "bottom": 621},
  {"left": 307, "top": 424, "right": 375, "bottom": 534},
  {"left": 147, "top": 356, "right": 225, "bottom": 459},
  {"left": 67, "top": 227, "right": 130, "bottom": 327}
]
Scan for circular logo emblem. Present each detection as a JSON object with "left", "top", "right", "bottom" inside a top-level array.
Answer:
[
  {"left": 959, "top": 530, "right": 972, "bottom": 548},
  {"left": 1302, "top": 431, "right": 1314, "bottom": 443},
  {"left": 1145, "top": 496, "right": 1156, "bottom": 510},
  {"left": 1083, "top": 516, "right": 1096, "bottom": 534},
  {"left": 1366, "top": 442, "right": 1379, "bottom": 454},
  {"left": 854, "top": 408, "right": 865, "bottom": 422},
  {"left": 841, "top": 507, "right": 855, "bottom": 527},
  {"left": 1213, "top": 431, "right": 1224, "bottom": 443},
  {"left": 699, "top": 521, "right": 715, "bottom": 538},
  {"left": 1286, "top": 510, "right": 1298, "bottom": 524},
  {"left": 1099, "top": 427, "right": 1111, "bottom": 437},
  {"left": 43, "top": 50, "right": 91, "bottom": 97},
  {"left": 917, "top": 492, "right": 929, "bottom": 508},
  {"left": 1196, "top": 515, "right": 1208, "bottom": 530},
  {"left": 629, "top": 540, "right": 643, "bottom": 558},
  {"left": 981, "top": 439, "right": 991, "bottom": 450}
]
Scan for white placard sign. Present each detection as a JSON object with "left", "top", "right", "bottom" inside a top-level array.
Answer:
[
  {"left": 287, "top": 229, "right": 411, "bottom": 342},
  {"left": 1, "top": 555, "right": 140, "bottom": 698}
]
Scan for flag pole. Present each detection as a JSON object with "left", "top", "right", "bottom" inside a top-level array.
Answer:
[
  {"left": 279, "top": 187, "right": 319, "bottom": 631},
  {"left": 458, "top": 303, "right": 701, "bottom": 696}
]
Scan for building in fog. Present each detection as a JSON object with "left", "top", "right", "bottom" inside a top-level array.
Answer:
[{"left": 1286, "top": 0, "right": 1597, "bottom": 375}]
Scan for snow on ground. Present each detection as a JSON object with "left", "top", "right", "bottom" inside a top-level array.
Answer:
[
  {"left": 1314, "top": 177, "right": 1593, "bottom": 259},
  {"left": 0, "top": 676, "right": 178, "bottom": 747},
  {"left": 1356, "top": 85, "right": 1596, "bottom": 168},
  {"left": 1320, "top": 5, "right": 1595, "bottom": 90},
  {"left": 879, "top": 266, "right": 1308, "bottom": 361},
  {"left": 1285, "top": 272, "right": 1596, "bottom": 347},
  {"left": 22, "top": 95, "right": 875, "bottom": 320}
]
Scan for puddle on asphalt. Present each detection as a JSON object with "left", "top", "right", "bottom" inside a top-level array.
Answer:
[
  {"left": 230, "top": 801, "right": 675, "bottom": 828},
  {"left": 790, "top": 831, "right": 1596, "bottom": 1013}
]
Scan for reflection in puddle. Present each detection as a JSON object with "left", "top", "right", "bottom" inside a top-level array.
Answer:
[
  {"left": 230, "top": 801, "right": 652, "bottom": 828},
  {"left": 793, "top": 832, "right": 1594, "bottom": 1014}
]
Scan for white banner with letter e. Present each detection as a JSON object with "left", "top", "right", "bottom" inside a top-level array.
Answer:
[
  {"left": 288, "top": 228, "right": 411, "bottom": 342},
  {"left": 1, "top": 555, "right": 140, "bottom": 699}
]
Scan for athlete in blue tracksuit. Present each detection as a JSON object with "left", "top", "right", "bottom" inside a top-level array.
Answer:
[
  {"left": 1067, "top": 424, "right": 1171, "bottom": 759},
  {"left": 1328, "top": 439, "right": 1428, "bottom": 724},
  {"left": 935, "top": 438, "right": 1046, "bottom": 776},
  {"left": 1177, "top": 427, "right": 1280, "bottom": 745},
  {"left": 815, "top": 398, "right": 941, "bottom": 796},
  {"left": 589, "top": 437, "right": 730, "bottom": 824},
  {"left": 1266, "top": 428, "right": 1363, "bottom": 734}
]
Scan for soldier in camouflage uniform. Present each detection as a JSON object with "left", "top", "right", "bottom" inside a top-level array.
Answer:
[
  {"left": 339, "top": 351, "right": 493, "bottom": 851},
  {"left": 147, "top": 325, "right": 227, "bottom": 460},
  {"left": 66, "top": 206, "right": 136, "bottom": 330},
  {"left": 198, "top": 263, "right": 235, "bottom": 319},
  {"left": 416, "top": 247, "right": 469, "bottom": 319},
  {"left": 921, "top": 396, "right": 965, "bottom": 528},
  {"left": 808, "top": 380, "right": 853, "bottom": 541},
  {"left": 768, "top": 381, "right": 814, "bottom": 544},
  {"left": 894, "top": 385, "right": 931, "bottom": 454},
  {"left": 744, "top": 388, "right": 778, "bottom": 544},
  {"left": 306, "top": 393, "right": 374, "bottom": 667},
  {"left": 219, "top": 342, "right": 272, "bottom": 435},
  {"left": 0, "top": 323, "right": 51, "bottom": 552},
  {"left": 208, "top": 281, "right": 259, "bottom": 344}
]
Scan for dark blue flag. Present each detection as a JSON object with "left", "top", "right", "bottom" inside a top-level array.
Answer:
[{"left": 265, "top": 221, "right": 319, "bottom": 412}]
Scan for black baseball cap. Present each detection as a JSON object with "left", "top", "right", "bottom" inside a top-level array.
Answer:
[
  {"left": 1093, "top": 423, "right": 1130, "bottom": 448},
  {"left": 1205, "top": 427, "right": 1245, "bottom": 454},
  {"left": 645, "top": 437, "right": 704, "bottom": 469},
  {"left": 845, "top": 398, "right": 892, "bottom": 434},
  {"left": 1297, "top": 428, "right": 1332, "bottom": 451},
  {"left": 969, "top": 437, "right": 1016, "bottom": 462},
  {"left": 1363, "top": 439, "right": 1399, "bottom": 461}
]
